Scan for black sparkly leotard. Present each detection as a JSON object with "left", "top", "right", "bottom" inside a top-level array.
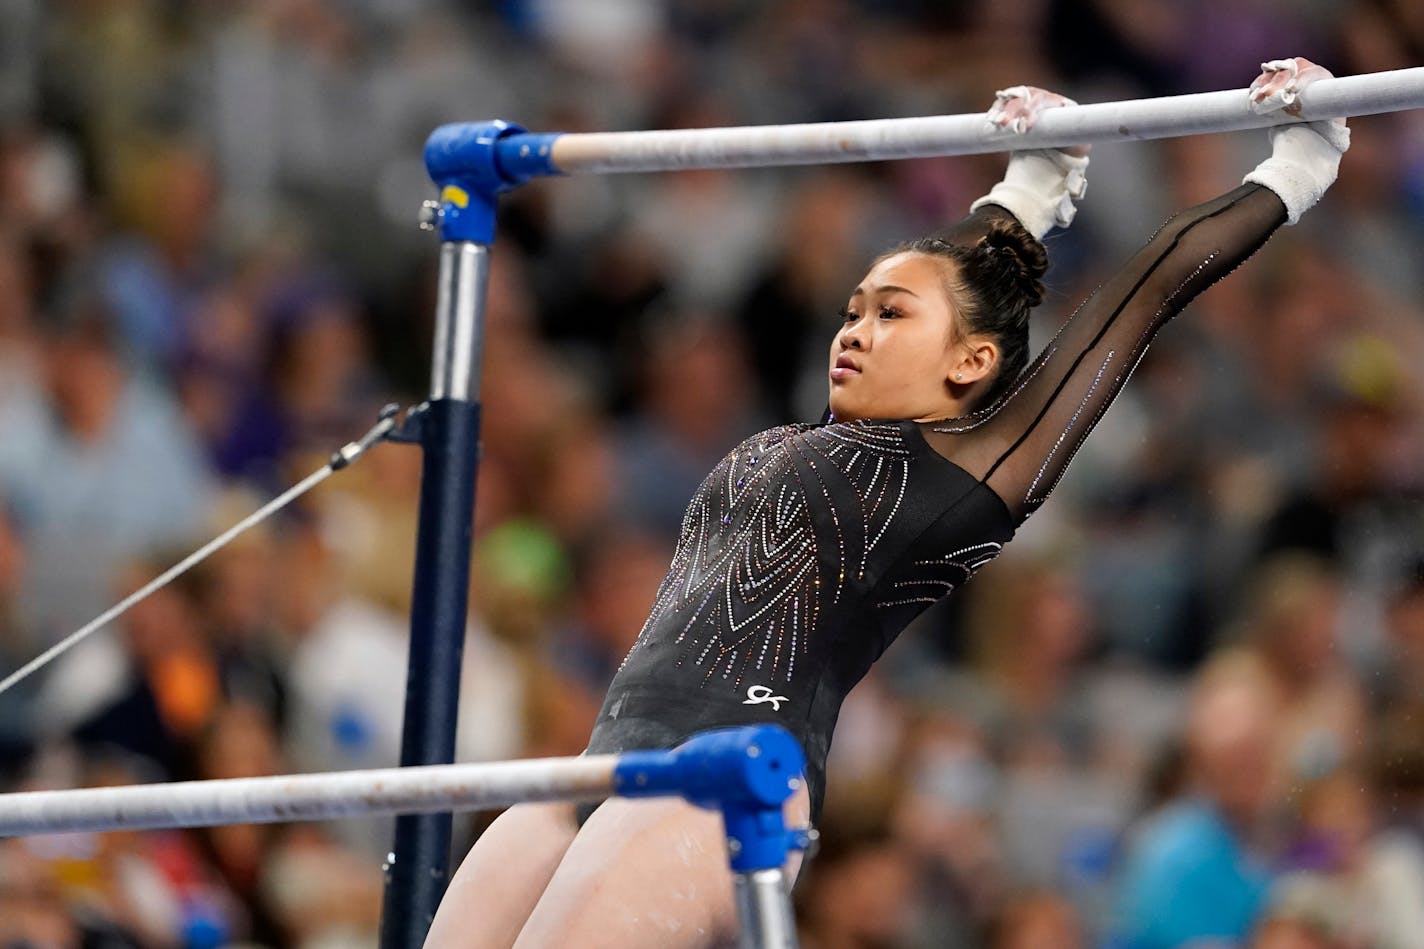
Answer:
[{"left": 586, "top": 185, "right": 1288, "bottom": 818}]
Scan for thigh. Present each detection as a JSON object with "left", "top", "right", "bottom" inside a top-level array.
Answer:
[
  {"left": 514, "top": 784, "right": 810, "bottom": 949},
  {"left": 425, "top": 801, "right": 579, "bottom": 949}
]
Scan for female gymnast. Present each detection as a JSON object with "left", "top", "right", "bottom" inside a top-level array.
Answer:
[{"left": 426, "top": 58, "right": 1350, "bottom": 948}]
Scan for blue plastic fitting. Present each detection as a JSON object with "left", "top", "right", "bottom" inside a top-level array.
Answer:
[
  {"left": 613, "top": 725, "right": 807, "bottom": 872},
  {"left": 422, "top": 121, "right": 562, "bottom": 243},
  {"left": 495, "top": 132, "right": 562, "bottom": 183}
]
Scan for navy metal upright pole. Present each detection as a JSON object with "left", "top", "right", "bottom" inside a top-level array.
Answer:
[{"left": 379, "top": 120, "right": 553, "bottom": 948}]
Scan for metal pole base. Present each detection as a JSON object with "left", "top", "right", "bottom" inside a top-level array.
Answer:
[
  {"left": 613, "top": 726, "right": 808, "bottom": 948},
  {"left": 734, "top": 868, "right": 798, "bottom": 949}
]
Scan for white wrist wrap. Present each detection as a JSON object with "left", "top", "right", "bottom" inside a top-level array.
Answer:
[
  {"left": 1243, "top": 121, "right": 1350, "bottom": 225},
  {"left": 970, "top": 149, "right": 1090, "bottom": 240}
]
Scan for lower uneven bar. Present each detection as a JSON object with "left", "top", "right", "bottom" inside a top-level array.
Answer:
[{"left": 0, "top": 756, "right": 618, "bottom": 837}]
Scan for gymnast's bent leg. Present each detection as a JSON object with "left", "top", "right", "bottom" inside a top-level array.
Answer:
[
  {"left": 424, "top": 801, "right": 579, "bottom": 948},
  {"left": 511, "top": 782, "right": 811, "bottom": 949}
]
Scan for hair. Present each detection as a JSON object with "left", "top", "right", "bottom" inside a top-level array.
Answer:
[{"left": 890, "top": 218, "right": 1048, "bottom": 410}]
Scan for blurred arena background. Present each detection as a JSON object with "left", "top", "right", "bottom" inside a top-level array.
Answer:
[{"left": 0, "top": 2, "right": 1422, "bottom": 947}]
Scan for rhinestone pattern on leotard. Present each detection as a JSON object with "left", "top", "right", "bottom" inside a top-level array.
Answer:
[{"left": 622, "top": 421, "right": 929, "bottom": 690}]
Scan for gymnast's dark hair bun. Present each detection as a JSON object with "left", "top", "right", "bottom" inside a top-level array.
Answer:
[
  {"left": 892, "top": 216, "right": 1049, "bottom": 411},
  {"left": 976, "top": 219, "right": 1048, "bottom": 309}
]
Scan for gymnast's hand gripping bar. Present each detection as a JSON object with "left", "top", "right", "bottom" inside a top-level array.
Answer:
[{"left": 426, "top": 67, "right": 1424, "bottom": 192}]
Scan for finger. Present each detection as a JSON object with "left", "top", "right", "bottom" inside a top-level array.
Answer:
[
  {"left": 1249, "top": 72, "right": 1283, "bottom": 100},
  {"left": 1253, "top": 59, "right": 1297, "bottom": 90},
  {"left": 1258, "top": 66, "right": 1290, "bottom": 87},
  {"left": 1248, "top": 67, "right": 1302, "bottom": 114},
  {"left": 987, "top": 87, "right": 1028, "bottom": 123},
  {"left": 1009, "top": 102, "right": 1036, "bottom": 133},
  {"left": 987, "top": 100, "right": 1031, "bottom": 131},
  {"left": 985, "top": 102, "right": 1015, "bottom": 128}
]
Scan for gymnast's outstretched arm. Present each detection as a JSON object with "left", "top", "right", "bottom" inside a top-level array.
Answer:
[{"left": 922, "top": 59, "right": 1351, "bottom": 525}]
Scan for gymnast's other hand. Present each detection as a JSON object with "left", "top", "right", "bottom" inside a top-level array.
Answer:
[
  {"left": 1251, "top": 57, "right": 1349, "bottom": 142},
  {"left": 1249, "top": 57, "right": 1336, "bottom": 118},
  {"left": 1242, "top": 56, "right": 1349, "bottom": 225},
  {"left": 970, "top": 85, "right": 1091, "bottom": 239},
  {"left": 987, "top": 85, "right": 1091, "bottom": 158}
]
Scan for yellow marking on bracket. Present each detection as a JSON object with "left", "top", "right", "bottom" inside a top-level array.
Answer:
[{"left": 441, "top": 185, "right": 470, "bottom": 209}]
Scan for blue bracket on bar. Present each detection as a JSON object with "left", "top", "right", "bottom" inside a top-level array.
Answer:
[
  {"left": 422, "top": 121, "right": 563, "bottom": 243},
  {"left": 614, "top": 725, "right": 808, "bottom": 873}
]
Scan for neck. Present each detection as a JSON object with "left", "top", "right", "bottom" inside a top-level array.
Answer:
[
  {"left": 917, "top": 385, "right": 981, "bottom": 422},
  {"left": 913, "top": 403, "right": 972, "bottom": 423}
]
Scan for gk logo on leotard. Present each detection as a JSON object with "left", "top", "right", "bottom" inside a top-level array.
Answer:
[{"left": 743, "top": 685, "right": 789, "bottom": 711}]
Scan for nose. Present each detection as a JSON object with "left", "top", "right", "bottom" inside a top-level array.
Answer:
[{"left": 839, "top": 319, "right": 866, "bottom": 351}]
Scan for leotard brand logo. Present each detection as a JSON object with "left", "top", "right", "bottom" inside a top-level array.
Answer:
[{"left": 743, "top": 685, "right": 789, "bottom": 711}]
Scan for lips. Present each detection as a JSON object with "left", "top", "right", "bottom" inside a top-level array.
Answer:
[{"left": 830, "top": 353, "right": 861, "bottom": 382}]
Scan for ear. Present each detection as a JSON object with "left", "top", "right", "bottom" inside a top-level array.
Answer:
[{"left": 947, "top": 338, "right": 999, "bottom": 387}]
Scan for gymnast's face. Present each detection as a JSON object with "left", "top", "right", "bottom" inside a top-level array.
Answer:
[{"left": 828, "top": 252, "right": 997, "bottom": 422}]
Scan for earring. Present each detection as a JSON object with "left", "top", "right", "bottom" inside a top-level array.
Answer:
[{"left": 954, "top": 372, "right": 964, "bottom": 382}]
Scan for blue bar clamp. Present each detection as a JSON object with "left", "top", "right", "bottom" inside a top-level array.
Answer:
[
  {"left": 615, "top": 725, "right": 811, "bottom": 873},
  {"left": 421, "top": 121, "right": 562, "bottom": 242}
]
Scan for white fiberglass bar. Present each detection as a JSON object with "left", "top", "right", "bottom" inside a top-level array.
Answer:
[
  {"left": 0, "top": 756, "right": 617, "bottom": 837},
  {"left": 545, "top": 68, "right": 1424, "bottom": 174}
]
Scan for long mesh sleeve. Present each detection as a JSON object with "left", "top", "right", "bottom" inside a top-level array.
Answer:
[{"left": 921, "top": 183, "right": 1289, "bottom": 524}]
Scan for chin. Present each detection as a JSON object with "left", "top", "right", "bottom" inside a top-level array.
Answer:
[{"left": 826, "top": 397, "right": 855, "bottom": 422}]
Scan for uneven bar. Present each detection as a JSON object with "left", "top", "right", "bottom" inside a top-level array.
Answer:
[
  {"left": 520, "top": 68, "right": 1424, "bottom": 175},
  {"left": 0, "top": 756, "right": 618, "bottom": 836},
  {"left": 0, "top": 725, "right": 807, "bottom": 840}
]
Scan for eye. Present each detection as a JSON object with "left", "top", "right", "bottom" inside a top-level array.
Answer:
[
  {"left": 838, "top": 307, "right": 859, "bottom": 323},
  {"left": 878, "top": 305, "right": 903, "bottom": 320}
]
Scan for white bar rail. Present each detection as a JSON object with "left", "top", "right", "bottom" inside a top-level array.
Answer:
[
  {"left": 0, "top": 756, "right": 618, "bottom": 836},
  {"left": 540, "top": 68, "right": 1424, "bottom": 174}
]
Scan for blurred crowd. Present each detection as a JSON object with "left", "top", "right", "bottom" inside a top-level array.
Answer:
[{"left": 0, "top": 1, "right": 1422, "bottom": 947}]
